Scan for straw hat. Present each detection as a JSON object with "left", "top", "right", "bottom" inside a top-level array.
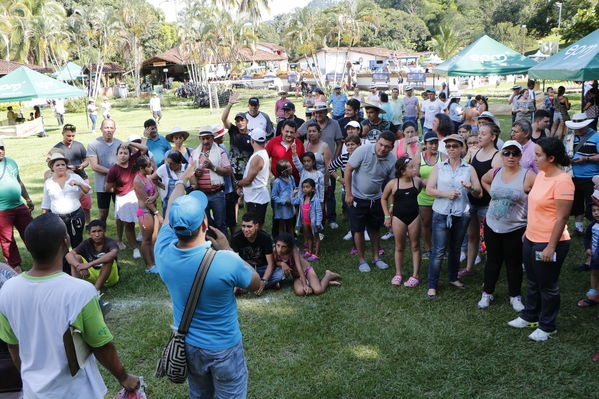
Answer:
[
  {"left": 47, "top": 152, "right": 68, "bottom": 168},
  {"left": 165, "top": 127, "right": 190, "bottom": 142}
]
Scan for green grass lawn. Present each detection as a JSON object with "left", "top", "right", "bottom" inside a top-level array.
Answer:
[{"left": 5, "top": 102, "right": 598, "bottom": 398}]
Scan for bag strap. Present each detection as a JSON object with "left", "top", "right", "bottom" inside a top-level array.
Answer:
[
  {"left": 574, "top": 130, "right": 595, "bottom": 155},
  {"left": 178, "top": 247, "right": 216, "bottom": 335}
]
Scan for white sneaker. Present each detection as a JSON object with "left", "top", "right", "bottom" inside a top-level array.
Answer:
[
  {"left": 319, "top": 233, "right": 324, "bottom": 240},
  {"left": 364, "top": 231, "right": 370, "bottom": 241},
  {"left": 329, "top": 222, "right": 339, "bottom": 230},
  {"left": 343, "top": 231, "right": 352, "bottom": 240},
  {"left": 475, "top": 255, "right": 481, "bottom": 265},
  {"left": 528, "top": 328, "right": 556, "bottom": 342},
  {"left": 133, "top": 248, "right": 142, "bottom": 259},
  {"left": 477, "top": 292, "right": 494, "bottom": 309},
  {"left": 460, "top": 251, "right": 466, "bottom": 262},
  {"left": 381, "top": 232, "right": 394, "bottom": 240},
  {"left": 136, "top": 232, "right": 142, "bottom": 242},
  {"left": 507, "top": 317, "right": 537, "bottom": 329},
  {"left": 510, "top": 296, "right": 525, "bottom": 312}
]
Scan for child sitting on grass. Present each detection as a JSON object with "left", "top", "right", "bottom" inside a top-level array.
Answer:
[
  {"left": 577, "top": 194, "right": 599, "bottom": 308},
  {"left": 273, "top": 232, "right": 341, "bottom": 296},
  {"left": 271, "top": 159, "right": 297, "bottom": 234},
  {"left": 292, "top": 178, "right": 322, "bottom": 261}
]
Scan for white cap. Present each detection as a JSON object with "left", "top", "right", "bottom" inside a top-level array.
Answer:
[
  {"left": 346, "top": 121, "right": 361, "bottom": 129},
  {"left": 501, "top": 140, "right": 523, "bottom": 152},
  {"left": 127, "top": 134, "right": 142, "bottom": 142},
  {"left": 250, "top": 128, "right": 266, "bottom": 143}
]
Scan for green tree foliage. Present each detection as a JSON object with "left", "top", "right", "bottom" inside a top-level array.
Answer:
[{"left": 561, "top": 5, "right": 599, "bottom": 43}]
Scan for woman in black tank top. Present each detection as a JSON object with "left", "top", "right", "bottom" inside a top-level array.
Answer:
[{"left": 460, "top": 123, "right": 502, "bottom": 277}]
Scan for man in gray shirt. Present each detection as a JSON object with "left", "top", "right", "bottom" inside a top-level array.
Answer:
[
  {"left": 345, "top": 130, "right": 397, "bottom": 273},
  {"left": 298, "top": 102, "right": 344, "bottom": 228},
  {"left": 87, "top": 119, "right": 122, "bottom": 224}
]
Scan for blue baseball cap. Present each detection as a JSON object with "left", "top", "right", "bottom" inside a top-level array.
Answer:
[
  {"left": 426, "top": 88, "right": 436, "bottom": 93},
  {"left": 169, "top": 191, "right": 208, "bottom": 236}
]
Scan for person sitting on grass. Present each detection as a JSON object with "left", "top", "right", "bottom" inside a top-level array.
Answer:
[
  {"left": 577, "top": 195, "right": 599, "bottom": 308},
  {"left": 273, "top": 232, "right": 341, "bottom": 296},
  {"left": 381, "top": 156, "right": 425, "bottom": 287},
  {"left": 292, "top": 178, "right": 323, "bottom": 261},
  {"left": 66, "top": 219, "right": 119, "bottom": 292},
  {"left": 230, "top": 212, "right": 283, "bottom": 295}
]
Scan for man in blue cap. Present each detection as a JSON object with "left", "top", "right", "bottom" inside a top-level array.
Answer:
[{"left": 156, "top": 161, "right": 261, "bottom": 398}]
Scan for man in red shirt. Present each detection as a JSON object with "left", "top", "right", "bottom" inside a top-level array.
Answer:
[{"left": 265, "top": 120, "right": 304, "bottom": 184}]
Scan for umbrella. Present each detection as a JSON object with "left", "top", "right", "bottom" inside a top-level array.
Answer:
[
  {"left": 528, "top": 28, "right": 599, "bottom": 81},
  {"left": 434, "top": 35, "right": 537, "bottom": 76},
  {"left": 0, "top": 66, "right": 85, "bottom": 102}
]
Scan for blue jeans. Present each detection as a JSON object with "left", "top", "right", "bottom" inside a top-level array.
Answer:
[
  {"left": 89, "top": 114, "right": 97, "bottom": 130},
  {"left": 186, "top": 341, "right": 248, "bottom": 399},
  {"left": 403, "top": 116, "right": 417, "bottom": 124},
  {"left": 326, "top": 177, "right": 337, "bottom": 223},
  {"left": 205, "top": 190, "right": 227, "bottom": 237},
  {"left": 428, "top": 211, "right": 471, "bottom": 289},
  {"left": 256, "top": 265, "right": 284, "bottom": 288}
]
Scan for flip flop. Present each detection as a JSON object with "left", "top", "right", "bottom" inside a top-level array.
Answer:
[{"left": 577, "top": 298, "right": 599, "bottom": 308}]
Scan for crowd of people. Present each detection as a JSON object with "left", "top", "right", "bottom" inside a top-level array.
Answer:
[{"left": 1, "top": 80, "right": 599, "bottom": 398}]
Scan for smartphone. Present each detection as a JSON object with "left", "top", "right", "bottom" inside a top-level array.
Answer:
[{"left": 535, "top": 251, "right": 557, "bottom": 262}]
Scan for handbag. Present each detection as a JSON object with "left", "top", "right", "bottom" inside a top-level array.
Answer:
[
  {"left": 155, "top": 247, "right": 216, "bottom": 383},
  {"left": 586, "top": 104, "right": 599, "bottom": 119}
]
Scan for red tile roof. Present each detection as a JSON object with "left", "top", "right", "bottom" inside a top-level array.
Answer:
[{"left": 0, "top": 60, "right": 51, "bottom": 76}]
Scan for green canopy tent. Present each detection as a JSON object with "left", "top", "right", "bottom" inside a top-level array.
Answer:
[
  {"left": 0, "top": 66, "right": 86, "bottom": 102},
  {"left": 528, "top": 28, "right": 599, "bottom": 81},
  {"left": 434, "top": 35, "right": 537, "bottom": 76},
  {"left": 53, "top": 61, "right": 84, "bottom": 81},
  {"left": 0, "top": 66, "right": 85, "bottom": 138}
]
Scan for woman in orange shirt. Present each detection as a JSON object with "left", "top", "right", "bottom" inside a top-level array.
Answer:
[{"left": 507, "top": 137, "right": 574, "bottom": 342}]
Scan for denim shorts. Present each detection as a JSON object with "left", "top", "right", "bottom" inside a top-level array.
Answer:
[
  {"left": 186, "top": 341, "right": 248, "bottom": 399},
  {"left": 469, "top": 204, "right": 488, "bottom": 218}
]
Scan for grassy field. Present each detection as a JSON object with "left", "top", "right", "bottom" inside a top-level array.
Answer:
[{"left": 5, "top": 100, "right": 598, "bottom": 399}]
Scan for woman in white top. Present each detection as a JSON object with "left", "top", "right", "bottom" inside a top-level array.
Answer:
[
  {"left": 151, "top": 151, "right": 189, "bottom": 216},
  {"left": 42, "top": 153, "right": 91, "bottom": 269},
  {"left": 87, "top": 100, "right": 98, "bottom": 134}
]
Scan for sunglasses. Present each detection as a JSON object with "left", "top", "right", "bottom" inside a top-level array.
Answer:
[
  {"left": 445, "top": 144, "right": 462, "bottom": 149},
  {"left": 502, "top": 150, "right": 521, "bottom": 157},
  {"left": 63, "top": 124, "right": 76, "bottom": 130}
]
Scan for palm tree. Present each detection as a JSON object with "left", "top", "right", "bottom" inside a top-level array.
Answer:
[
  {"left": 0, "top": 0, "right": 32, "bottom": 62},
  {"left": 430, "top": 24, "right": 462, "bottom": 59}
]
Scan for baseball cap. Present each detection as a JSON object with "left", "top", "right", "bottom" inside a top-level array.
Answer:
[
  {"left": 234, "top": 112, "right": 247, "bottom": 120},
  {"left": 346, "top": 120, "right": 361, "bottom": 129},
  {"left": 248, "top": 97, "right": 259, "bottom": 106},
  {"left": 426, "top": 88, "right": 436, "bottom": 93},
  {"left": 198, "top": 125, "right": 214, "bottom": 136},
  {"left": 127, "top": 134, "right": 142, "bottom": 143},
  {"left": 282, "top": 101, "right": 295, "bottom": 110},
  {"left": 169, "top": 191, "right": 208, "bottom": 236},
  {"left": 501, "top": 140, "right": 523, "bottom": 152},
  {"left": 423, "top": 131, "right": 439, "bottom": 142},
  {"left": 250, "top": 128, "right": 266, "bottom": 143},
  {"left": 405, "top": 86, "right": 413, "bottom": 91},
  {"left": 443, "top": 134, "right": 464, "bottom": 145}
]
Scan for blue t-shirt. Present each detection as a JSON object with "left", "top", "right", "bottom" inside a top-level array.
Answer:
[
  {"left": 572, "top": 129, "right": 599, "bottom": 178},
  {"left": 155, "top": 224, "right": 253, "bottom": 350},
  {"left": 147, "top": 135, "right": 172, "bottom": 166},
  {"left": 380, "top": 103, "right": 393, "bottom": 122},
  {"left": 328, "top": 93, "right": 348, "bottom": 116}
]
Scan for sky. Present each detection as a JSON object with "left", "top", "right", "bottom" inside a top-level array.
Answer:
[{"left": 149, "top": 0, "right": 313, "bottom": 23}]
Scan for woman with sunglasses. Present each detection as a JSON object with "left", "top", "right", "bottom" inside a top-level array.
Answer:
[
  {"left": 425, "top": 134, "right": 482, "bottom": 299},
  {"left": 477, "top": 141, "right": 536, "bottom": 311},
  {"left": 508, "top": 137, "right": 573, "bottom": 341}
]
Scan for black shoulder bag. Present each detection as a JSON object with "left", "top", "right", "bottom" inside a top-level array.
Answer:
[{"left": 155, "top": 247, "right": 216, "bottom": 383}]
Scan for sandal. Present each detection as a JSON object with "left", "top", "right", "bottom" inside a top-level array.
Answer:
[
  {"left": 403, "top": 276, "right": 420, "bottom": 287},
  {"left": 577, "top": 298, "right": 599, "bottom": 308},
  {"left": 449, "top": 280, "right": 467, "bottom": 289},
  {"left": 391, "top": 274, "right": 403, "bottom": 286}
]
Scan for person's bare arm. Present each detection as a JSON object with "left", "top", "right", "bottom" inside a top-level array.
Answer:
[
  {"left": 237, "top": 156, "right": 263, "bottom": 187},
  {"left": 540, "top": 198, "right": 573, "bottom": 262},
  {"left": 7, "top": 344, "right": 20, "bottom": 371},
  {"left": 461, "top": 166, "right": 483, "bottom": 199},
  {"left": 256, "top": 253, "right": 276, "bottom": 295},
  {"left": 481, "top": 168, "right": 494, "bottom": 194},
  {"left": 334, "top": 139, "right": 343, "bottom": 158},
  {"left": 221, "top": 92, "right": 239, "bottom": 129},
  {"left": 381, "top": 180, "right": 394, "bottom": 228},
  {"left": 88, "top": 156, "right": 109, "bottom": 175},
  {"left": 491, "top": 152, "right": 502, "bottom": 168},
  {"left": 92, "top": 342, "right": 140, "bottom": 391},
  {"left": 128, "top": 141, "right": 148, "bottom": 154},
  {"left": 17, "top": 176, "right": 33, "bottom": 211},
  {"left": 523, "top": 170, "right": 537, "bottom": 194},
  {"left": 149, "top": 170, "right": 165, "bottom": 190},
  {"left": 344, "top": 163, "right": 355, "bottom": 205}
]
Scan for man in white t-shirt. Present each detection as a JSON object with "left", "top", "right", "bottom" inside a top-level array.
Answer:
[
  {"left": 54, "top": 98, "right": 65, "bottom": 126},
  {"left": 421, "top": 88, "right": 445, "bottom": 134},
  {"left": 237, "top": 128, "right": 270, "bottom": 227},
  {"left": 0, "top": 213, "right": 140, "bottom": 398},
  {"left": 149, "top": 92, "right": 162, "bottom": 124},
  {"left": 367, "top": 84, "right": 380, "bottom": 105},
  {"left": 245, "top": 97, "right": 274, "bottom": 139}
]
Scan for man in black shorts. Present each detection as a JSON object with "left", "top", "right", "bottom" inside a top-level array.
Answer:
[{"left": 345, "top": 130, "right": 397, "bottom": 273}]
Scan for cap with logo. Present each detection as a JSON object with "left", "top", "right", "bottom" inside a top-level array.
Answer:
[{"left": 248, "top": 97, "right": 260, "bottom": 106}]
